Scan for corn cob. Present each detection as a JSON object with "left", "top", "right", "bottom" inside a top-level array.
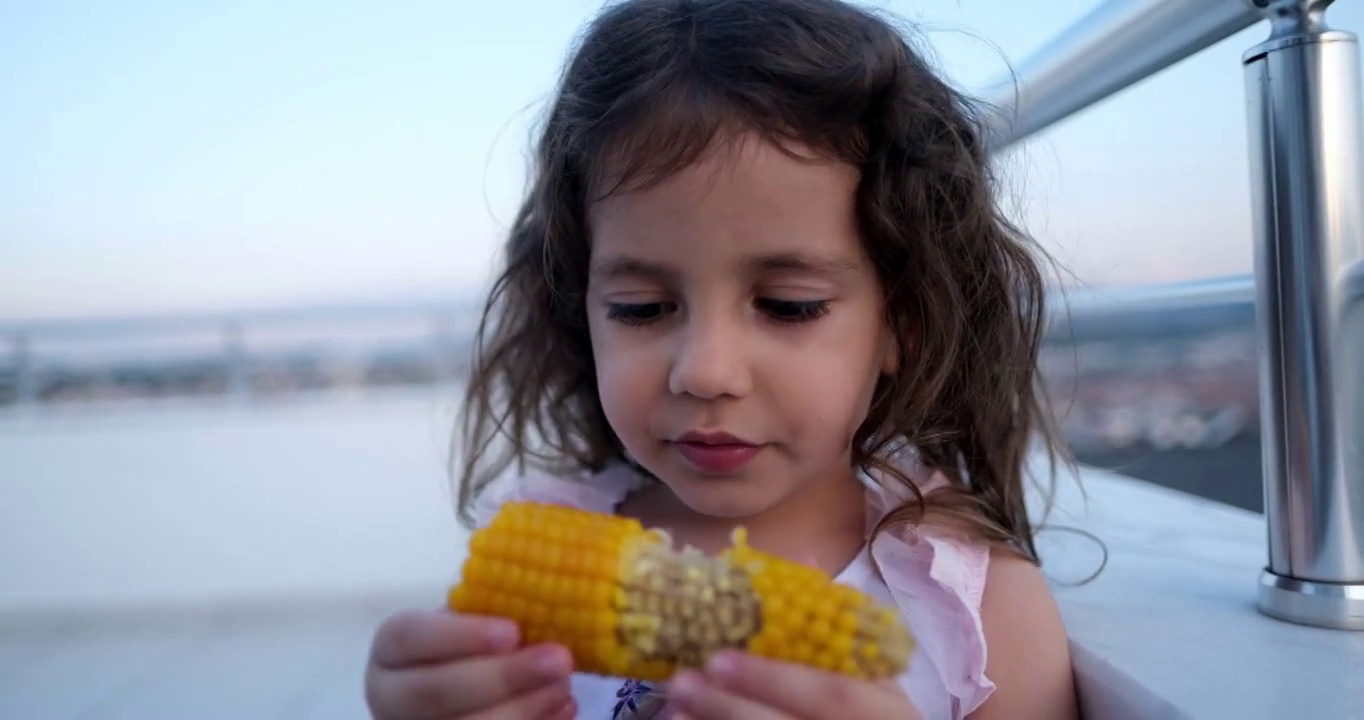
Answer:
[{"left": 447, "top": 500, "right": 914, "bottom": 681}]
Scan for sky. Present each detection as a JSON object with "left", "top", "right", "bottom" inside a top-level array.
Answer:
[{"left": 4, "top": 0, "right": 1361, "bottom": 322}]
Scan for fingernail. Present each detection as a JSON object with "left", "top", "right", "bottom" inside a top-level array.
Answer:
[
  {"left": 531, "top": 645, "right": 572, "bottom": 677},
  {"left": 484, "top": 620, "right": 519, "bottom": 650},
  {"left": 669, "top": 670, "right": 703, "bottom": 698},
  {"left": 706, "top": 651, "right": 739, "bottom": 680}
]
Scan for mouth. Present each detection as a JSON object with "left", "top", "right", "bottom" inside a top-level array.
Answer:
[{"left": 671, "top": 431, "right": 763, "bottom": 474}]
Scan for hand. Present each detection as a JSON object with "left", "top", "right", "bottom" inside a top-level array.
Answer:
[
  {"left": 664, "top": 650, "right": 922, "bottom": 720},
  {"left": 364, "top": 608, "right": 577, "bottom": 719}
]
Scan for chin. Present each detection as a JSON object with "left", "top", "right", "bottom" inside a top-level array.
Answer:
[
  {"left": 682, "top": 496, "right": 764, "bottom": 520},
  {"left": 667, "top": 476, "right": 783, "bottom": 521}
]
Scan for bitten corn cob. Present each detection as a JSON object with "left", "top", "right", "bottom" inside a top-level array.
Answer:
[{"left": 447, "top": 501, "right": 914, "bottom": 681}]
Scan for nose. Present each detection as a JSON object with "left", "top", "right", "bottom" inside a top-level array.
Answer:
[{"left": 667, "top": 311, "right": 753, "bottom": 400}]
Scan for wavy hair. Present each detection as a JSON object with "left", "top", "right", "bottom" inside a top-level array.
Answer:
[{"left": 455, "top": 0, "right": 1069, "bottom": 563}]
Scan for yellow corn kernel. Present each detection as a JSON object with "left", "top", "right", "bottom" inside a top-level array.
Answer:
[{"left": 448, "top": 501, "right": 914, "bottom": 681}]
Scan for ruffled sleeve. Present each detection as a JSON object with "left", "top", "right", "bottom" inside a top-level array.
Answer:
[
  {"left": 469, "top": 461, "right": 647, "bottom": 527},
  {"left": 871, "top": 521, "right": 994, "bottom": 717},
  {"left": 863, "top": 454, "right": 996, "bottom": 718}
]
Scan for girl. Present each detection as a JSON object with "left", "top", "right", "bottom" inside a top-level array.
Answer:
[{"left": 366, "top": 0, "right": 1078, "bottom": 718}]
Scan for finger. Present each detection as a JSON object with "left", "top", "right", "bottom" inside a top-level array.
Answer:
[
  {"left": 367, "top": 644, "right": 572, "bottom": 718},
  {"left": 464, "top": 680, "right": 575, "bottom": 720},
  {"left": 666, "top": 670, "right": 790, "bottom": 720},
  {"left": 702, "top": 651, "right": 903, "bottom": 718},
  {"left": 547, "top": 697, "right": 579, "bottom": 720},
  {"left": 371, "top": 609, "right": 519, "bottom": 667}
]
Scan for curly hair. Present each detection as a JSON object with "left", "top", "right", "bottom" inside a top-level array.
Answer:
[{"left": 454, "top": 0, "right": 1069, "bottom": 563}]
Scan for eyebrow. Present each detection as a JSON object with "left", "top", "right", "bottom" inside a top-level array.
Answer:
[
  {"left": 589, "top": 252, "right": 860, "bottom": 281},
  {"left": 750, "top": 253, "right": 859, "bottom": 275}
]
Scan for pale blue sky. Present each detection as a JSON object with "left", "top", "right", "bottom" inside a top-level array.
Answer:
[{"left": 4, "top": 0, "right": 1361, "bottom": 321}]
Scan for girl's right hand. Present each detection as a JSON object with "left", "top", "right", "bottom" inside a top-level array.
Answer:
[{"left": 364, "top": 608, "right": 577, "bottom": 719}]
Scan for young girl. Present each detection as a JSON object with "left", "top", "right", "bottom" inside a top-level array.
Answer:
[{"left": 366, "top": 0, "right": 1078, "bottom": 718}]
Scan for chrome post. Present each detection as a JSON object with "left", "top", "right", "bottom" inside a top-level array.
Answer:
[{"left": 1246, "top": 0, "right": 1364, "bottom": 630}]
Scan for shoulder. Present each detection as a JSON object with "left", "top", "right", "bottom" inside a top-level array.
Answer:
[
  {"left": 968, "top": 546, "right": 1078, "bottom": 720},
  {"left": 468, "top": 460, "right": 647, "bottom": 527}
]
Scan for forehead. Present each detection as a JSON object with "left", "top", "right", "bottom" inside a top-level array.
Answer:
[{"left": 586, "top": 135, "right": 863, "bottom": 266}]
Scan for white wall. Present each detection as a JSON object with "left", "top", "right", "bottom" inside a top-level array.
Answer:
[{"left": 0, "top": 389, "right": 473, "bottom": 617}]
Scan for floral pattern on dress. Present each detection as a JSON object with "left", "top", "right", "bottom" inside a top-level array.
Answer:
[{"left": 612, "top": 678, "right": 667, "bottom": 719}]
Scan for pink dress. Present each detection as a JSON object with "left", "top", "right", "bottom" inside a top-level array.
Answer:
[{"left": 469, "top": 447, "right": 995, "bottom": 720}]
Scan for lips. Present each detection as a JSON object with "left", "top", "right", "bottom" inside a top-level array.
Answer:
[{"left": 672, "top": 431, "right": 762, "bottom": 474}]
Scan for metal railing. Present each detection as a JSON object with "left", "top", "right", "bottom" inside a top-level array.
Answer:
[{"left": 986, "top": 0, "right": 1364, "bottom": 631}]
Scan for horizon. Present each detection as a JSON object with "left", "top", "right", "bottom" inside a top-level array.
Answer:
[{"left": 0, "top": 272, "right": 1257, "bottom": 339}]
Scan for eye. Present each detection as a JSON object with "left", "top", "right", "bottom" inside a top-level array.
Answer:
[
  {"left": 755, "top": 298, "right": 830, "bottom": 323},
  {"left": 605, "top": 302, "right": 675, "bottom": 326}
]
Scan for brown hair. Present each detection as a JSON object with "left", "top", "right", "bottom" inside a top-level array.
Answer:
[{"left": 455, "top": 0, "right": 1069, "bottom": 564}]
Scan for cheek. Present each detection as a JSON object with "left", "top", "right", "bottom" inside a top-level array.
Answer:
[
  {"left": 784, "top": 355, "right": 879, "bottom": 426},
  {"left": 589, "top": 324, "right": 659, "bottom": 435},
  {"left": 776, "top": 326, "right": 888, "bottom": 440}
]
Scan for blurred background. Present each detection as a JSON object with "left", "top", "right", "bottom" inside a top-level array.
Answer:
[{"left": 3, "top": 0, "right": 1352, "bottom": 717}]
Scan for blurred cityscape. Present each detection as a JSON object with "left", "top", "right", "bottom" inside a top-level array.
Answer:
[
  {"left": 1039, "top": 284, "right": 1262, "bottom": 511},
  {"left": 0, "top": 285, "right": 1266, "bottom": 511},
  {"left": 0, "top": 305, "right": 477, "bottom": 407}
]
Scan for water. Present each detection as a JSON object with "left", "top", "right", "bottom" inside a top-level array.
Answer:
[
  {"left": 1077, "top": 436, "right": 1264, "bottom": 513},
  {"left": 0, "top": 387, "right": 471, "bottom": 617}
]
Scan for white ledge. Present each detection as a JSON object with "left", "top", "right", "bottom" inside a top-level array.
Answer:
[{"left": 1038, "top": 461, "right": 1364, "bottom": 719}]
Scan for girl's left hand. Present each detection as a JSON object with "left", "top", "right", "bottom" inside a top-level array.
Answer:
[{"left": 665, "top": 650, "right": 923, "bottom": 720}]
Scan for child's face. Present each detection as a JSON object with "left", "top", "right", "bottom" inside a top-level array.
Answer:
[{"left": 585, "top": 134, "right": 897, "bottom": 520}]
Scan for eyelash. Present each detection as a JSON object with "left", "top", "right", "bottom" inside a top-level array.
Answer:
[
  {"left": 758, "top": 298, "right": 831, "bottom": 323},
  {"left": 604, "top": 299, "right": 831, "bottom": 326}
]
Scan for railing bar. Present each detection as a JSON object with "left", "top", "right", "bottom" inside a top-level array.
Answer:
[{"left": 981, "top": 0, "right": 1265, "bottom": 152}]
